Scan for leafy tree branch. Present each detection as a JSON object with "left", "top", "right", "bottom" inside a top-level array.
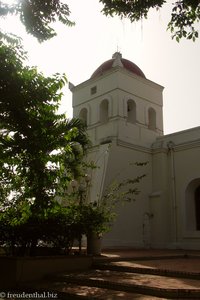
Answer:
[
  {"left": 0, "top": 35, "right": 90, "bottom": 215},
  {"left": 0, "top": 0, "right": 199, "bottom": 42},
  {"left": 0, "top": 0, "right": 74, "bottom": 42},
  {"left": 100, "top": 0, "right": 199, "bottom": 41}
]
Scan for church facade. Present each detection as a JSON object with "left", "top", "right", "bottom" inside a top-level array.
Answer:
[{"left": 71, "top": 52, "right": 200, "bottom": 250}]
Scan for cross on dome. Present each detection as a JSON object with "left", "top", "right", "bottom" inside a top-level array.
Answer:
[{"left": 112, "top": 52, "right": 123, "bottom": 67}]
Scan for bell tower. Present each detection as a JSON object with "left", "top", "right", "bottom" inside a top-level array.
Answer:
[
  {"left": 70, "top": 53, "right": 164, "bottom": 248},
  {"left": 71, "top": 52, "right": 164, "bottom": 148}
]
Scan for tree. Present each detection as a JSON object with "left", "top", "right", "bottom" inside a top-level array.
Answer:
[
  {"left": 0, "top": 0, "right": 74, "bottom": 42},
  {"left": 0, "top": 33, "right": 89, "bottom": 215},
  {"left": 0, "top": 33, "right": 91, "bottom": 255},
  {"left": 99, "top": 0, "right": 200, "bottom": 41},
  {"left": 0, "top": 0, "right": 199, "bottom": 42},
  {"left": 0, "top": 0, "right": 94, "bottom": 255}
]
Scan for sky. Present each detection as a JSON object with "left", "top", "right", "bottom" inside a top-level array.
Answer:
[{"left": 1, "top": 0, "right": 200, "bottom": 134}]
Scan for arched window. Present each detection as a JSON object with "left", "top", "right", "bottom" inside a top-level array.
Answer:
[
  {"left": 127, "top": 100, "right": 136, "bottom": 124},
  {"left": 100, "top": 99, "right": 109, "bottom": 123},
  {"left": 195, "top": 186, "right": 200, "bottom": 230},
  {"left": 79, "top": 108, "right": 88, "bottom": 125},
  {"left": 148, "top": 107, "right": 156, "bottom": 130},
  {"left": 185, "top": 179, "right": 200, "bottom": 231}
]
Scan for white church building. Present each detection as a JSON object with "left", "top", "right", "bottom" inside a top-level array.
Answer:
[{"left": 70, "top": 52, "right": 200, "bottom": 250}]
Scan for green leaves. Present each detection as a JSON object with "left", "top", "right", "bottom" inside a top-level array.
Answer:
[
  {"left": 100, "top": 0, "right": 199, "bottom": 41},
  {"left": 100, "top": 0, "right": 166, "bottom": 21},
  {"left": 0, "top": 0, "right": 199, "bottom": 42},
  {"left": 0, "top": 37, "right": 90, "bottom": 255},
  {"left": 0, "top": 37, "right": 89, "bottom": 213},
  {"left": 168, "top": 0, "right": 200, "bottom": 42},
  {"left": 0, "top": 0, "right": 75, "bottom": 42},
  {"left": 81, "top": 203, "right": 114, "bottom": 235}
]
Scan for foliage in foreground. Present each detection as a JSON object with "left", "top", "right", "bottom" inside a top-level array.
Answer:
[
  {"left": 0, "top": 159, "right": 147, "bottom": 256},
  {"left": 0, "top": 0, "right": 199, "bottom": 42},
  {"left": 0, "top": 34, "right": 90, "bottom": 255},
  {"left": 69, "top": 162, "right": 148, "bottom": 237},
  {"left": 0, "top": 201, "right": 83, "bottom": 256},
  {"left": 100, "top": 0, "right": 200, "bottom": 41},
  {"left": 0, "top": 33, "right": 89, "bottom": 213},
  {"left": 0, "top": 0, "right": 74, "bottom": 42}
]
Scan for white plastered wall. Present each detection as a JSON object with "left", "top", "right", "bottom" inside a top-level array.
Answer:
[
  {"left": 152, "top": 127, "right": 200, "bottom": 249},
  {"left": 100, "top": 140, "right": 153, "bottom": 248},
  {"left": 72, "top": 67, "right": 164, "bottom": 147}
]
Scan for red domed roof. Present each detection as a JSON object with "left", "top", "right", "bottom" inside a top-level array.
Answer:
[{"left": 91, "top": 53, "right": 145, "bottom": 79}]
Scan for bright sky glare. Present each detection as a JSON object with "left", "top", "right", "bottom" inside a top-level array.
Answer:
[{"left": 1, "top": 0, "right": 200, "bottom": 134}]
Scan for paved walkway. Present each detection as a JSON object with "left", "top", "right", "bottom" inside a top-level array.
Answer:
[
  {"left": 100, "top": 248, "right": 200, "bottom": 259},
  {"left": 21, "top": 249, "right": 200, "bottom": 299}
]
